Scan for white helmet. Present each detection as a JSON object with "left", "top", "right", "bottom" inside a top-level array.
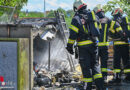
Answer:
[
  {"left": 73, "top": 0, "right": 87, "bottom": 12},
  {"left": 93, "top": 4, "right": 104, "bottom": 14}
]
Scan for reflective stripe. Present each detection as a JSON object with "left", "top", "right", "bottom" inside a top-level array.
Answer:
[
  {"left": 83, "top": 25, "right": 88, "bottom": 33},
  {"left": 91, "top": 11, "right": 96, "bottom": 20},
  {"left": 91, "top": 11, "right": 98, "bottom": 28},
  {"left": 104, "top": 24, "right": 108, "bottom": 42},
  {"left": 69, "top": 25, "right": 79, "bottom": 33},
  {"left": 109, "top": 21, "right": 116, "bottom": 33},
  {"left": 101, "top": 68, "right": 107, "bottom": 72},
  {"left": 99, "top": 23, "right": 102, "bottom": 29},
  {"left": 124, "top": 69, "right": 130, "bottom": 73},
  {"left": 77, "top": 40, "right": 93, "bottom": 46},
  {"left": 95, "top": 22, "right": 98, "bottom": 28},
  {"left": 114, "top": 41, "right": 128, "bottom": 45},
  {"left": 82, "top": 78, "right": 93, "bottom": 82},
  {"left": 126, "top": 17, "right": 130, "bottom": 31},
  {"left": 116, "top": 27, "right": 122, "bottom": 32},
  {"left": 93, "top": 74, "right": 102, "bottom": 80},
  {"left": 98, "top": 42, "right": 109, "bottom": 46},
  {"left": 68, "top": 39, "right": 75, "bottom": 44},
  {"left": 114, "top": 69, "right": 121, "bottom": 73}
]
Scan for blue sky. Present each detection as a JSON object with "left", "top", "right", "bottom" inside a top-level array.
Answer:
[{"left": 22, "top": 0, "right": 111, "bottom": 12}]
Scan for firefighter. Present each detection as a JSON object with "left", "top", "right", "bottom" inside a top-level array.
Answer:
[
  {"left": 66, "top": 0, "right": 104, "bottom": 89},
  {"left": 109, "top": 8, "right": 130, "bottom": 83},
  {"left": 93, "top": 6, "right": 110, "bottom": 84}
]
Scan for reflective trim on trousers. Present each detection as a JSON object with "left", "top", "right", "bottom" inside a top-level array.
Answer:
[
  {"left": 101, "top": 68, "right": 107, "bottom": 72},
  {"left": 93, "top": 74, "right": 102, "bottom": 80},
  {"left": 124, "top": 69, "right": 130, "bottom": 73},
  {"left": 82, "top": 78, "right": 93, "bottom": 82},
  {"left": 114, "top": 69, "right": 121, "bottom": 73},
  {"left": 114, "top": 41, "right": 128, "bottom": 45}
]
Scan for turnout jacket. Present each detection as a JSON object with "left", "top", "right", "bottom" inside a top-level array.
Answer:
[
  {"left": 68, "top": 9, "right": 100, "bottom": 46},
  {"left": 98, "top": 17, "right": 110, "bottom": 46}
]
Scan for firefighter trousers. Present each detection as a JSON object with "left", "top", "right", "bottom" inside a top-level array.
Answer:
[
  {"left": 113, "top": 44, "right": 130, "bottom": 74},
  {"left": 78, "top": 44, "right": 104, "bottom": 90},
  {"left": 99, "top": 46, "right": 108, "bottom": 77}
]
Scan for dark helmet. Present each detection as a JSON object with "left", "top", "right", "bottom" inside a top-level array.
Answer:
[
  {"left": 111, "top": 8, "right": 123, "bottom": 16},
  {"left": 93, "top": 5, "right": 104, "bottom": 14}
]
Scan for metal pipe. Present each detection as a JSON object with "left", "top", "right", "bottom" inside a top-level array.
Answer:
[
  {"left": 7, "top": 26, "right": 10, "bottom": 37},
  {"left": 44, "top": 0, "right": 46, "bottom": 17},
  {"left": 48, "top": 41, "right": 51, "bottom": 71},
  {"left": 9, "top": 6, "right": 16, "bottom": 23}
]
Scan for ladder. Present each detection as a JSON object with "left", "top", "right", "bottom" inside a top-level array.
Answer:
[{"left": 55, "top": 11, "right": 75, "bottom": 71}]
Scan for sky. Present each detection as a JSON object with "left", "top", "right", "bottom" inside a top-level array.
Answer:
[{"left": 22, "top": 0, "right": 111, "bottom": 12}]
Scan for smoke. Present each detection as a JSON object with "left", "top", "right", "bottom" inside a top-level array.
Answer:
[{"left": 33, "top": 30, "right": 70, "bottom": 71}]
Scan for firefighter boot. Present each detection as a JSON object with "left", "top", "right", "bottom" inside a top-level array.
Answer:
[
  {"left": 108, "top": 73, "right": 121, "bottom": 85},
  {"left": 103, "top": 76, "right": 108, "bottom": 85},
  {"left": 84, "top": 82, "right": 92, "bottom": 90},
  {"left": 124, "top": 73, "right": 130, "bottom": 83},
  {"left": 95, "top": 78, "right": 104, "bottom": 90}
]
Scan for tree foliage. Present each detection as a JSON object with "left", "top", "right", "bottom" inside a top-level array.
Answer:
[
  {"left": 57, "top": 7, "right": 68, "bottom": 18},
  {"left": 66, "top": 9, "right": 74, "bottom": 18},
  {"left": 0, "top": 0, "right": 28, "bottom": 8},
  {"left": 0, "top": 0, "right": 28, "bottom": 15},
  {"left": 46, "top": 10, "right": 55, "bottom": 18},
  {"left": 19, "top": 11, "right": 44, "bottom": 18},
  {"left": 103, "top": 0, "right": 130, "bottom": 19}
]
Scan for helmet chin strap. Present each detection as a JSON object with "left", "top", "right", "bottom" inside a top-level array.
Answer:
[{"left": 73, "top": 6, "right": 78, "bottom": 12}]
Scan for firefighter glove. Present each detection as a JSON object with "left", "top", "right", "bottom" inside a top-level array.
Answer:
[{"left": 66, "top": 44, "right": 74, "bottom": 54}]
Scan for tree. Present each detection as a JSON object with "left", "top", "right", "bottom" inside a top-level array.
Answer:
[
  {"left": 0, "top": 0, "right": 28, "bottom": 8},
  {"left": 57, "top": 7, "right": 67, "bottom": 18},
  {"left": 103, "top": 0, "right": 130, "bottom": 20},
  {"left": 0, "top": 0, "right": 28, "bottom": 14},
  {"left": 19, "top": 11, "right": 44, "bottom": 18},
  {"left": 66, "top": 9, "right": 74, "bottom": 18},
  {"left": 46, "top": 10, "right": 55, "bottom": 18}
]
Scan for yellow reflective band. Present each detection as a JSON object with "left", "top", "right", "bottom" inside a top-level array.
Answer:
[
  {"left": 99, "top": 23, "right": 102, "bottom": 29},
  {"left": 68, "top": 39, "right": 75, "bottom": 44},
  {"left": 124, "top": 69, "right": 130, "bottom": 73},
  {"left": 91, "top": 11, "right": 98, "bottom": 28},
  {"left": 69, "top": 25, "right": 79, "bottom": 33},
  {"left": 77, "top": 40, "right": 93, "bottom": 46},
  {"left": 104, "top": 24, "right": 108, "bottom": 42},
  {"left": 98, "top": 42, "right": 109, "bottom": 46},
  {"left": 93, "top": 74, "right": 102, "bottom": 80},
  {"left": 110, "top": 21, "right": 116, "bottom": 33},
  {"left": 126, "top": 17, "right": 128, "bottom": 24},
  {"left": 95, "top": 22, "right": 98, "bottom": 28},
  {"left": 109, "top": 28, "right": 115, "bottom": 33},
  {"left": 101, "top": 68, "right": 107, "bottom": 72},
  {"left": 83, "top": 25, "right": 88, "bottom": 33},
  {"left": 82, "top": 78, "right": 93, "bottom": 82},
  {"left": 129, "top": 25, "right": 130, "bottom": 31},
  {"left": 116, "top": 27, "right": 122, "bottom": 32},
  {"left": 126, "top": 17, "right": 130, "bottom": 31},
  {"left": 91, "top": 11, "right": 96, "bottom": 20},
  {"left": 114, "top": 69, "right": 121, "bottom": 73},
  {"left": 114, "top": 41, "right": 128, "bottom": 45}
]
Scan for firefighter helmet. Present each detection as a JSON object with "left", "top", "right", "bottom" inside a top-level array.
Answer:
[
  {"left": 93, "top": 5, "right": 104, "bottom": 13},
  {"left": 73, "top": 0, "right": 87, "bottom": 12},
  {"left": 111, "top": 8, "right": 123, "bottom": 16}
]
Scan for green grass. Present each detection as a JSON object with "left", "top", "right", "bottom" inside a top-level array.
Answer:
[{"left": 65, "top": 17, "right": 72, "bottom": 28}]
